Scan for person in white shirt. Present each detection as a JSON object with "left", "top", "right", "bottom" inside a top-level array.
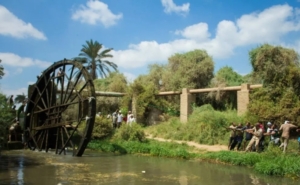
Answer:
[
  {"left": 56, "top": 68, "right": 64, "bottom": 86},
  {"left": 126, "top": 111, "right": 132, "bottom": 124},
  {"left": 128, "top": 114, "right": 136, "bottom": 126},
  {"left": 117, "top": 111, "right": 123, "bottom": 128}
]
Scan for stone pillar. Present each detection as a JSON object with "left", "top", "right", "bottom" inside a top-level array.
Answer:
[
  {"left": 180, "top": 88, "right": 194, "bottom": 123},
  {"left": 131, "top": 95, "right": 137, "bottom": 121},
  {"left": 237, "top": 83, "right": 250, "bottom": 115}
]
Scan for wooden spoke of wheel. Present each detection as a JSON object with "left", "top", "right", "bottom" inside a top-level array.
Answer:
[{"left": 24, "top": 59, "right": 96, "bottom": 156}]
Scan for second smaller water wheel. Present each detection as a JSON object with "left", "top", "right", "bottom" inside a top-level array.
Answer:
[{"left": 24, "top": 59, "right": 96, "bottom": 156}]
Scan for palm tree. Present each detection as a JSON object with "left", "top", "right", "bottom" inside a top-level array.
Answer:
[
  {"left": 0, "top": 59, "right": 4, "bottom": 79},
  {"left": 78, "top": 39, "right": 118, "bottom": 80},
  {"left": 14, "top": 93, "right": 27, "bottom": 104}
]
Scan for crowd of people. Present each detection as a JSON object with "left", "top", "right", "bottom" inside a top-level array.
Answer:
[
  {"left": 227, "top": 120, "right": 300, "bottom": 153},
  {"left": 97, "top": 109, "right": 136, "bottom": 128}
]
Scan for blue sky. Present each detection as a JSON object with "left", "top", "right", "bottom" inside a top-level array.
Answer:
[{"left": 1, "top": 0, "right": 300, "bottom": 98}]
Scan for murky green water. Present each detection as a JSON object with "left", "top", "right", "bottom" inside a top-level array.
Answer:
[{"left": 0, "top": 150, "right": 299, "bottom": 185}]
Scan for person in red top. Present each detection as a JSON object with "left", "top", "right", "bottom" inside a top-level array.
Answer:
[{"left": 259, "top": 122, "right": 264, "bottom": 132}]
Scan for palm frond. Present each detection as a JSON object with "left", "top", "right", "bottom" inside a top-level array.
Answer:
[
  {"left": 78, "top": 40, "right": 118, "bottom": 79},
  {"left": 73, "top": 57, "right": 88, "bottom": 64},
  {"left": 14, "top": 93, "right": 26, "bottom": 104}
]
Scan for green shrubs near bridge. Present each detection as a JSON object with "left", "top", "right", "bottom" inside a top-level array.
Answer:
[{"left": 145, "top": 104, "right": 245, "bottom": 145}]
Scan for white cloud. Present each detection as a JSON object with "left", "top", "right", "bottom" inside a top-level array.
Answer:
[
  {"left": 72, "top": 0, "right": 123, "bottom": 27},
  {"left": 0, "top": 87, "right": 28, "bottom": 98},
  {"left": 14, "top": 68, "right": 23, "bottom": 75},
  {"left": 281, "top": 39, "right": 300, "bottom": 54},
  {"left": 123, "top": 72, "right": 136, "bottom": 83},
  {"left": 2, "top": 69, "right": 9, "bottom": 78},
  {"left": 0, "top": 5, "right": 47, "bottom": 40},
  {"left": 0, "top": 53, "right": 51, "bottom": 69},
  {"left": 111, "top": 4, "right": 300, "bottom": 69},
  {"left": 175, "top": 23, "right": 210, "bottom": 41},
  {"left": 161, "top": 0, "right": 190, "bottom": 15}
]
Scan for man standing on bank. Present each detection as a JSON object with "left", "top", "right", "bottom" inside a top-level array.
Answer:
[
  {"left": 245, "top": 123, "right": 263, "bottom": 152},
  {"left": 279, "top": 120, "right": 298, "bottom": 153}
]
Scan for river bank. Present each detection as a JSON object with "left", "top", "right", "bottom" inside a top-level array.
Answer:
[
  {"left": 2, "top": 149, "right": 298, "bottom": 185},
  {"left": 88, "top": 138, "right": 300, "bottom": 179}
]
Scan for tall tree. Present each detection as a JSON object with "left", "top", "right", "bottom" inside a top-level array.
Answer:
[
  {"left": 14, "top": 93, "right": 27, "bottom": 104},
  {"left": 78, "top": 39, "right": 118, "bottom": 80},
  {"left": 214, "top": 66, "right": 244, "bottom": 86},
  {"left": 162, "top": 49, "right": 214, "bottom": 91},
  {"left": 0, "top": 93, "right": 15, "bottom": 139},
  {"left": 208, "top": 66, "right": 245, "bottom": 110},
  {"left": 247, "top": 44, "right": 300, "bottom": 123},
  {"left": 0, "top": 59, "right": 4, "bottom": 79}
]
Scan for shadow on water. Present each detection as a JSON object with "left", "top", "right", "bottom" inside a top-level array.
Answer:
[
  {"left": 0, "top": 153, "right": 40, "bottom": 172},
  {"left": 0, "top": 150, "right": 41, "bottom": 185}
]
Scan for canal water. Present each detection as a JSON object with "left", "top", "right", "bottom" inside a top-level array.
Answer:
[{"left": 0, "top": 150, "right": 298, "bottom": 185}]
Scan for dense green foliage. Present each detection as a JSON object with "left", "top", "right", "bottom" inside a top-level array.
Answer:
[
  {"left": 91, "top": 117, "right": 114, "bottom": 140},
  {"left": 146, "top": 104, "right": 244, "bottom": 145},
  {"left": 208, "top": 66, "right": 246, "bottom": 109},
  {"left": 247, "top": 44, "right": 300, "bottom": 123},
  {"left": 0, "top": 59, "right": 4, "bottom": 79},
  {"left": 77, "top": 39, "right": 118, "bottom": 79},
  {"left": 113, "top": 123, "right": 146, "bottom": 142},
  {"left": 162, "top": 49, "right": 214, "bottom": 91},
  {"left": 213, "top": 66, "right": 245, "bottom": 87},
  {"left": 94, "top": 72, "right": 127, "bottom": 92},
  {"left": 93, "top": 72, "right": 127, "bottom": 113},
  {"left": 123, "top": 50, "right": 215, "bottom": 123},
  {"left": 0, "top": 93, "right": 15, "bottom": 146},
  {"left": 125, "top": 77, "right": 162, "bottom": 122}
]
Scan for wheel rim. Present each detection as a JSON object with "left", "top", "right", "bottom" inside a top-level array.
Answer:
[{"left": 24, "top": 59, "right": 96, "bottom": 156}]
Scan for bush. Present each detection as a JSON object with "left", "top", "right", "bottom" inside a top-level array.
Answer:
[
  {"left": 113, "top": 123, "right": 146, "bottom": 142},
  {"left": 145, "top": 104, "right": 246, "bottom": 145},
  {"left": 91, "top": 117, "right": 114, "bottom": 140},
  {"left": 0, "top": 93, "right": 15, "bottom": 147}
]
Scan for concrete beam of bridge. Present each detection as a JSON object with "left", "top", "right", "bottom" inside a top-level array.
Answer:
[
  {"left": 55, "top": 83, "right": 262, "bottom": 123},
  {"left": 156, "top": 84, "right": 262, "bottom": 123}
]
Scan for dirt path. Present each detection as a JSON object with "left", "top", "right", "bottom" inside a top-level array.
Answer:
[{"left": 146, "top": 135, "right": 227, "bottom": 152}]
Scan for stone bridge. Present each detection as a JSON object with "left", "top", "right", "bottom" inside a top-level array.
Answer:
[
  {"left": 33, "top": 83, "right": 262, "bottom": 123},
  {"left": 157, "top": 84, "right": 262, "bottom": 123}
]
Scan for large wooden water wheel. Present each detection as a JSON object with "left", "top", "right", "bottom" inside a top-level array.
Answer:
[{"left": 24, "top": 59, "right": 96, "bottom": 156}]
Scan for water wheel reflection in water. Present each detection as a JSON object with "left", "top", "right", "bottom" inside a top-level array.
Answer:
[{"left": 24, "top": 59, "right": 96, "bottom": 156}]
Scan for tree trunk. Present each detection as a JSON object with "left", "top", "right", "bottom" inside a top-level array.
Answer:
[{"left": 91, "top": 61, "right": 97, "bottom": 80}]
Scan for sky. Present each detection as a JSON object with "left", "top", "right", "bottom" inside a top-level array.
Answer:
[{"left": 1, "top": 0, "right": 300, "bottom": 99}]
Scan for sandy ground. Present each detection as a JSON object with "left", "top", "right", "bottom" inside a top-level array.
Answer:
[{"left": 146, "top": 135, "right": 227, "bottom": 152}]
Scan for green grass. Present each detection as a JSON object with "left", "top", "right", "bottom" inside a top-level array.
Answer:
[
  {"left": 88, "top": 139, "right": 195, "bottom": 159},
  {"left": 201, "top": 146, "right": 300, "bottom": 178}
]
